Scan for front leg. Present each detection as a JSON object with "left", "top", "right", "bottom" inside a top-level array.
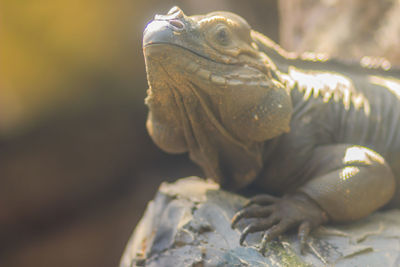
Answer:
[{"left": 232, "top": 144, "right": 396, "bottom": 254}]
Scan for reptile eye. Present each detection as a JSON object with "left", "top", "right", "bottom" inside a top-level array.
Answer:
[{"left": 215, "top": 27, "right": 231, "bottom": 46}]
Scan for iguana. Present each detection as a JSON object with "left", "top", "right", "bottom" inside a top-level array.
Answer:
[{"left": 142, "top": 6, "right": 400, "bottom": 254}]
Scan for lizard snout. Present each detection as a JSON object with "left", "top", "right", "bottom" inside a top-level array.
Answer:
[
  {"left": 143, "top": 7, "right": 188, "bottom": 47},
  {"left": 154, "top": 6, "right": 186, "bottom": 32}
]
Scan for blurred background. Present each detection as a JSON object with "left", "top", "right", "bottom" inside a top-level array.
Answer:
[{"left": 0, "top": 0, "right": 398, "bottom": 266}]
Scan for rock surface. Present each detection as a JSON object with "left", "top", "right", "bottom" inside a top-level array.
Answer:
[{"left": 120, "top": 177, "right": 400, "bottom": 267}]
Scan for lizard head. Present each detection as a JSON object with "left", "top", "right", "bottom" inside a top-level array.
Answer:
[{"left": 143, "top": 6, "right": 292, "bottom": 144}]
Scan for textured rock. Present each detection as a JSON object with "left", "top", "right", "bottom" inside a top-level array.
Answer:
[{"left": 120, "top": 177, "right": 400, "bottom": 266}]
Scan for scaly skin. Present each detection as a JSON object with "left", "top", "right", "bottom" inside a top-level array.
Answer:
[{"left": 142, "top": 6, "right": 400, "bottom": 254}]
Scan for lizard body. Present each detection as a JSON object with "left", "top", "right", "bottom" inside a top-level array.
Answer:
[{"left": 142, "top": 6, "right": 400, "bottom": 253}]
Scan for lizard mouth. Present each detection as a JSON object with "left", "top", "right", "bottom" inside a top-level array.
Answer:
[
  {"left": 144, "top": 42, "right": 243, "bottom": 89},
  {"left": 144, "top": 42, "right": 224, "bottom": 65}
]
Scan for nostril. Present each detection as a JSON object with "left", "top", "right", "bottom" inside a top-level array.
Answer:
[
  {"left": 169, "top": 19, "right": 185, "bottom": 30},
  {"left": 167, "top": 6, "right": 184, "bottom": 18}
]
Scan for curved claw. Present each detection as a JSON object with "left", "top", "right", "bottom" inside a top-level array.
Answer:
[
  {"left": 231, "top": 210, "right": 245, "bottom": 229},
  {"left": 259, "top": 231, "right": 270, "bottom": 255},
  {"left": 239, "top": 225, "right": 252, "bottom": 245},
  {"left": 298, "top": 221, "right": 311, "bottom": 254}
]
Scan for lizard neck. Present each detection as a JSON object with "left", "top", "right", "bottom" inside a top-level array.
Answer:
[{"left": 251, "top": 32, "right": 372, "bottom": 117}]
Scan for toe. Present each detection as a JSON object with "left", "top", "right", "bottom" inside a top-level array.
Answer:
[
  {"left": 239, "top": 216, "right": 279, "bottom": 245},
  {"left": 244, "top": 194, "right": 279, "bottom": 207},
  {"left": 259, "top": 220, "right": 294, "bottom": 254},
  {"left": 231, "top": 206, "right": 274, "bottom": 228},
  {"left": 298, "top": 221, "right": 311, "bottom": 254}
]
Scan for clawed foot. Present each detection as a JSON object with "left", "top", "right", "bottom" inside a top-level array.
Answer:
[{"left": 231, "top": 193, "right": 328, "bottom": 255}]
